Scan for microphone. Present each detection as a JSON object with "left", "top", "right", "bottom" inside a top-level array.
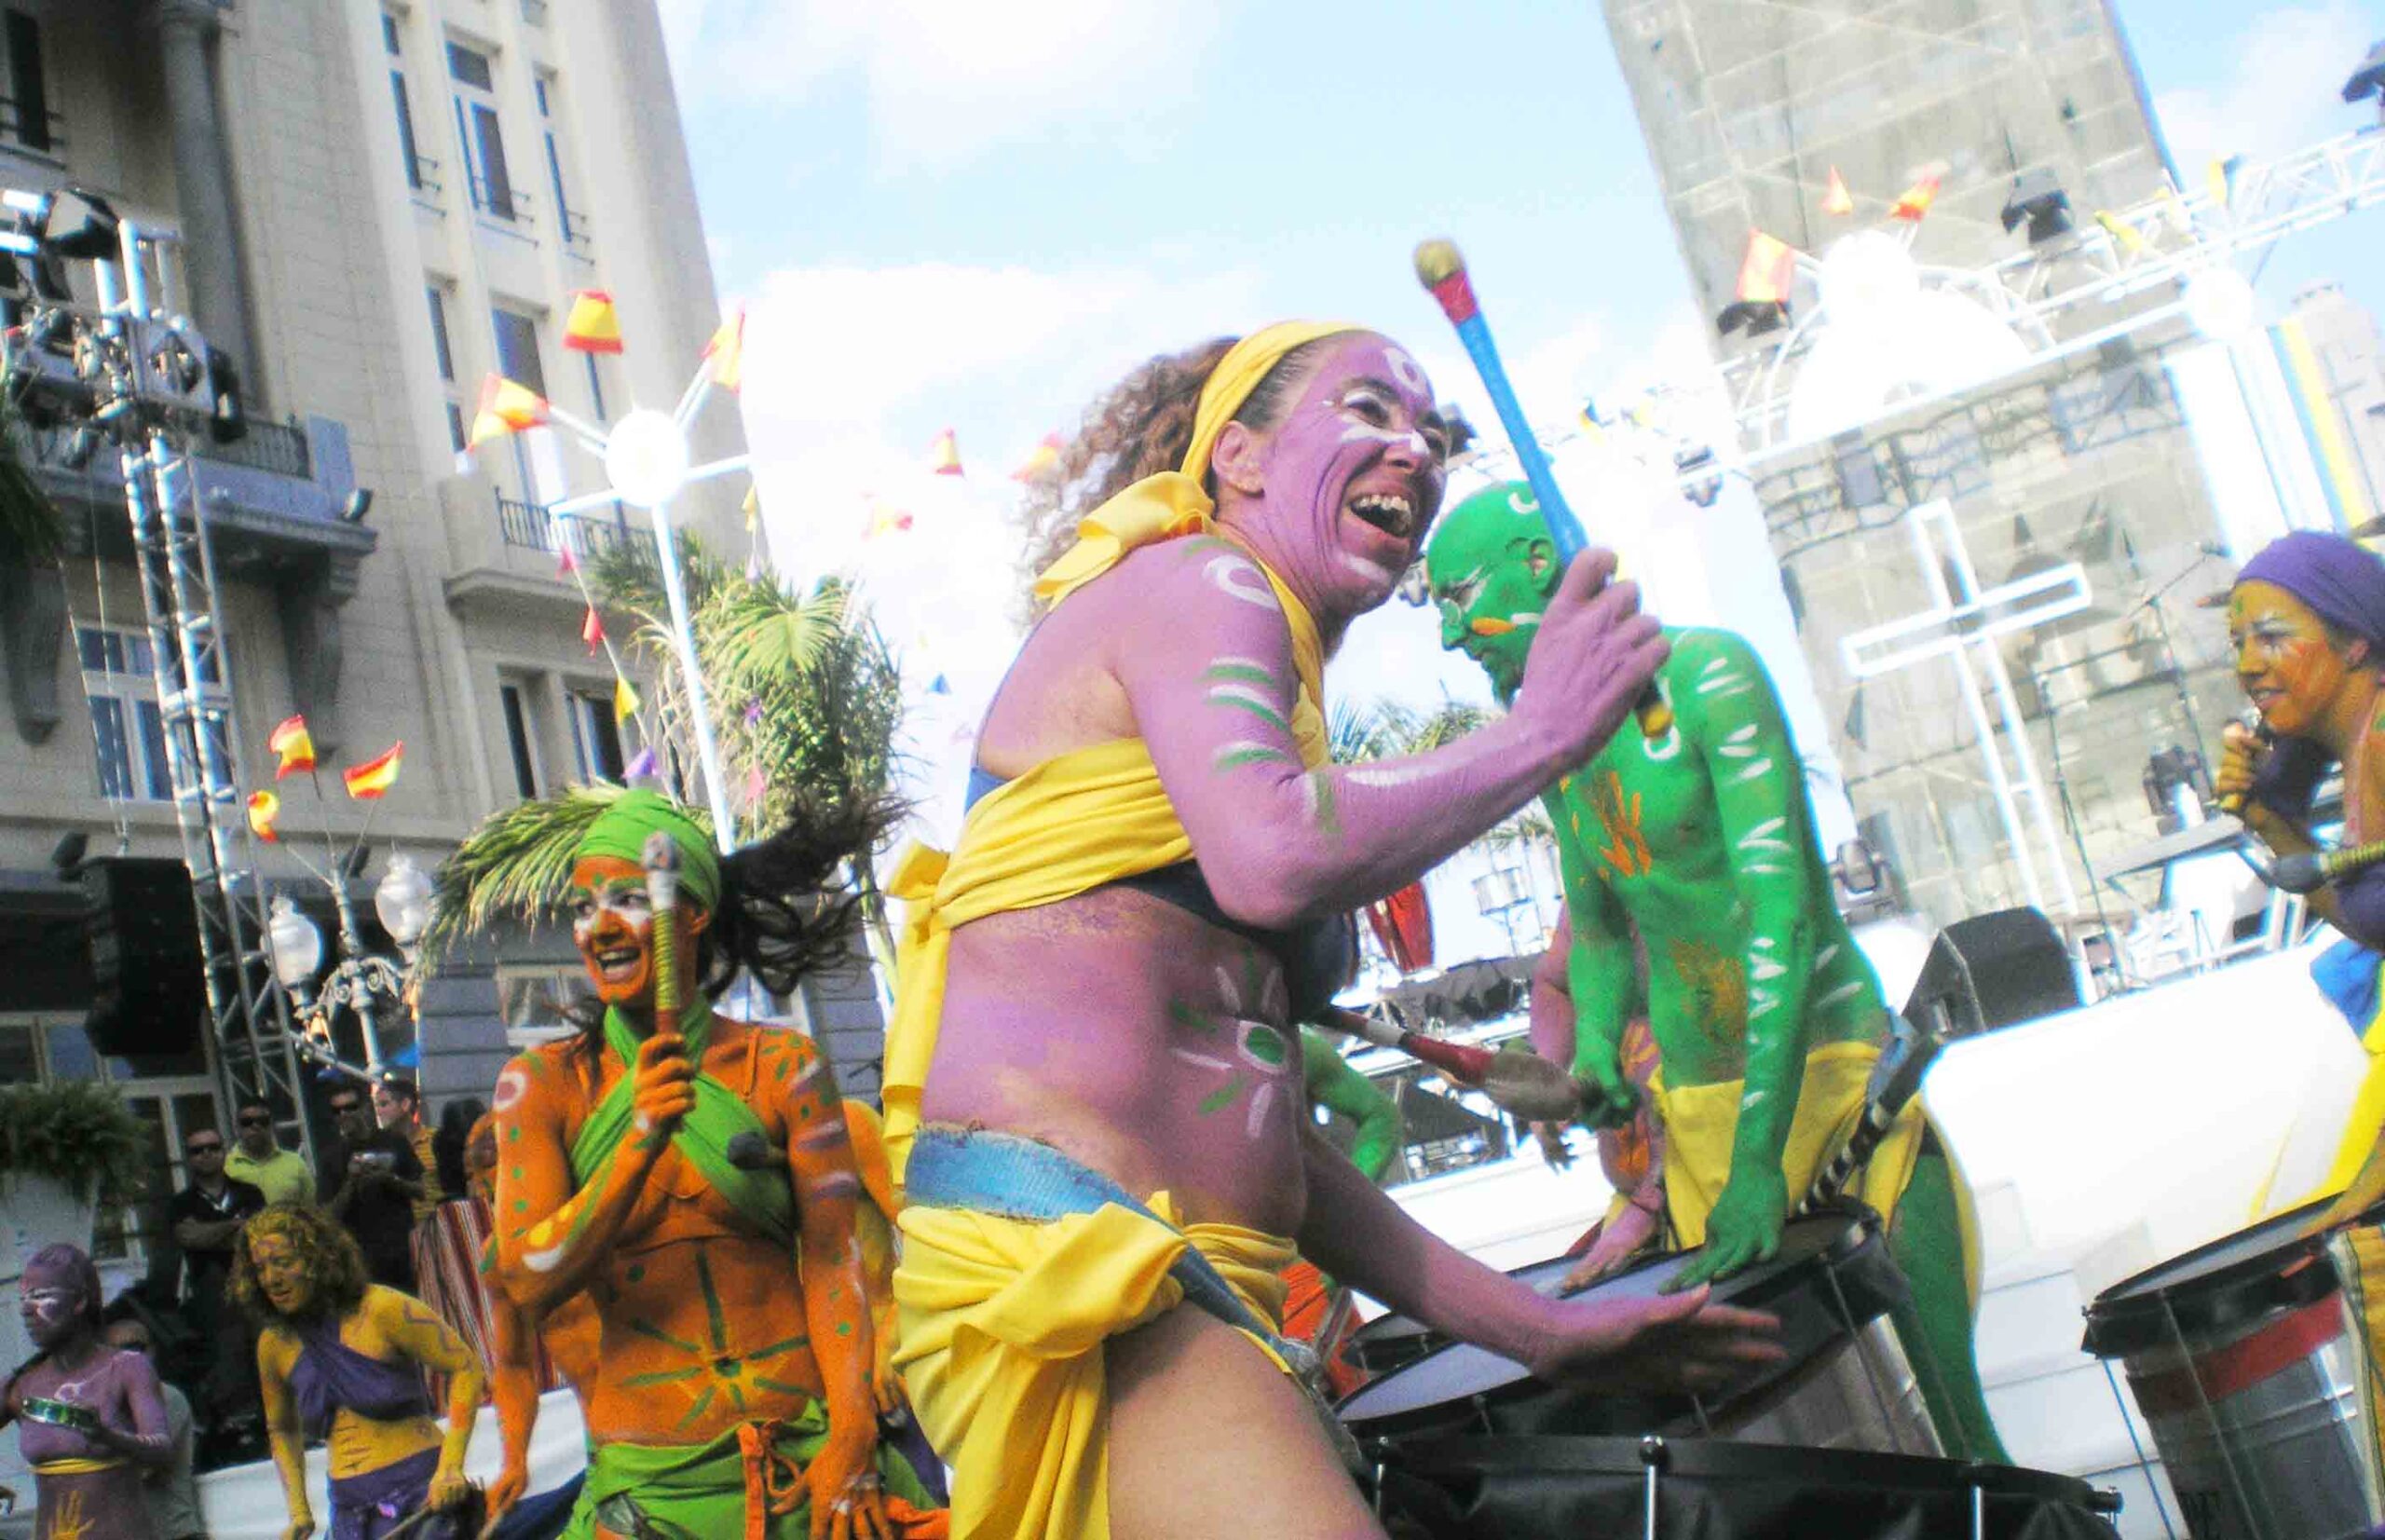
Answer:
[
  {"left": 2271, "top": 839, "right": 2385, "bottom": 894},
  {"left": 2215, "top": 709, "right": 2272, "bottom": 816}
]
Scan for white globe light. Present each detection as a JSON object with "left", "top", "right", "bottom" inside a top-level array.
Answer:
[
  {"left": 267, "top": 894, "right": 323, "bottom": 992},
  {"left": 605, "top": 408, "right": 692, "bottom": 508},
  {"left": 2183, "top": 266, "right": 2258, "bottom": 341},
  {"left": 1815, "top": 230, "right": 1922, "bottom": 322}
]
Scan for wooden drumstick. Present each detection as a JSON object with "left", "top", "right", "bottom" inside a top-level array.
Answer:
[
  {"left": 1315, "top": 1005, "right": 1586, "bottom": 1124},
  {"left": 642, "top": 831, "right": 683, "bottom": 1038}
]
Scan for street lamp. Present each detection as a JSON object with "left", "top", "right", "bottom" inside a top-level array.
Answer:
[{"left": 265, "top": 853, "right": 430, "bottom": 1080}]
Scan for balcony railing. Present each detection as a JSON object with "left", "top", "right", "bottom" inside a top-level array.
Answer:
[
  {"left": 559, "top": 205, "right": 593, "bottom": 252},
  {"left": 468, "top": 175, "right": 534, "bottom": 225},
  {"left": 407, "top": 154, "right": 443, "bottom": 198},
  {"left": 202, "top": 418, "right": 313, "bottom": 479},
  {"left": 496, "top": 490, "right": 656, "bottom": 566},
  {"left": 0, "top": 95, "right": 65, "bottom": 159}
]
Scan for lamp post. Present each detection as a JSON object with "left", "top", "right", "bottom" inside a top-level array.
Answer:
[{"left": 266, "top": 852, "right": 432, "bottom": 1080}]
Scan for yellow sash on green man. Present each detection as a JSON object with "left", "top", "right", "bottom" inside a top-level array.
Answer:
[{"left": 881, "top": 506, "right": 1328, "bottom": 1185}]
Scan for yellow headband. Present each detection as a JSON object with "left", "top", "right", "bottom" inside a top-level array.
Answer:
[{"left": 1179, "top": 320, "right": 1359, "bottom": 484}]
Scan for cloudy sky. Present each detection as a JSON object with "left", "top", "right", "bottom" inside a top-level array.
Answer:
[{"left": 659, "top": 0, "right": 2385, "bottom": 841}]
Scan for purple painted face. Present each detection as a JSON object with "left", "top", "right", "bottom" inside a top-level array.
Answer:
[
  {"left": 18, "top": 1261, "right": 86, "bottom": 1350},
  {"left": 1245, "top": 333, "right": 1448, "bottom": 620}
]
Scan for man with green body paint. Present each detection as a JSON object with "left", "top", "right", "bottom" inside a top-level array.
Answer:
[{"left": 1425, "top": 484, "right": 2007, "bottom": 1462}]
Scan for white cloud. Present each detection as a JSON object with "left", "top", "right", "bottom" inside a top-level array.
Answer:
[
  {"left": 2156, "top": 3, "right": 2378, "bottom": 171},
  {"left": 654, "top": 0, "right": 1218, "bottom": 170}
]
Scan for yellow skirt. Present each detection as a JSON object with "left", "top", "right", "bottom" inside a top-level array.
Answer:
[{"left": 892, "top": 1192, "right": 1294, "bottom": 1540}]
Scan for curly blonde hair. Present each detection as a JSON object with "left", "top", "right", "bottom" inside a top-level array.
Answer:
[
  {"left": 1013, "top": 334, "right": 1340, "bottom": 617},
  {"left": 227, "top": 1203, "right": 370, "bottom": 1323}
]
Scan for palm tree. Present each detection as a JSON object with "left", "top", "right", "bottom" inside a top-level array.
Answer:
[{"left": 0, "top": 391, "right": 66, "bottom": 566}]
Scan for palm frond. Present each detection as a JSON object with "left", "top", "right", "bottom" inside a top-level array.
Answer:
[
  {"left": 0, "top": 393, "right": 64, "bottom": 565},
  {"left": 421, "top": 784, "right": 715, "bottom": 963},
  {"left": 699, "top": 579, "right": 844, "bottom": 682}
]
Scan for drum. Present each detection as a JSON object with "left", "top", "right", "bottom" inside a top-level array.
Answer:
[
  {"left": 1338, "top": 1208, "right": 1940, "bottom": 1455},
  {"left": 1347, "top": 1254, "right": 1581, "bottom": 1379},
  {"left": 2083, "top": 1198, "right": 2385, "bottom": 1540},
  {"left": 1370, "top": 1436, "right": 2121, "bottom": 1540}
]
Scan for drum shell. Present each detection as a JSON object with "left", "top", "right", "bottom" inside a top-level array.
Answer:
[
  {"left": 1339, "top": 1210, "right": 1938, "bottom": 1457},
  {"left": 1370, "top": 1436, "right": 2121, "bottom": 1540},
  {"left": 2083, "top": 1205, "right": 2385, "bottom": 1540}
]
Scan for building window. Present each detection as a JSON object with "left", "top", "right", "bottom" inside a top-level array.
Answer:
[
  {"left": 448, "top": 42, "right": 521, "bottom": 222},
  {"left": 3, "top": 10, "right": 50, "bottom": 155},
  {"left": 79, "top": 626, "right": 174, "bottom": 801},
  {"left": 499, "top": 681, "right": 538, "bottom": 798},
  {"left": 490, "top": 305, "right": 545, "bottom": 394},
  {"left": 567, "top": 688, "right": 625, "bottom": 782},
  {"left": 445, "top": 402, "right": 467, "bottom": 453},
  {"left": 536, "top": 73, "right": 587, "bottom": 250},
  {"left": 426, "top": 286, "right": 455, "bottom": 381}
]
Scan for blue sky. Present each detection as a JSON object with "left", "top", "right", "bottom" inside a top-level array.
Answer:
[{"left": 660, "top": 0, "right": 2385, "bottom": 794}]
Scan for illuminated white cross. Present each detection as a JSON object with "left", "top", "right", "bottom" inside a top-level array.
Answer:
[{"left": 1838, "top": 499, "right": 2090, "bottom": 916}]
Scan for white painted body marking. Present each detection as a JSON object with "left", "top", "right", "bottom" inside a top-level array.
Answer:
[
  {"left": 525, "top": 1245, "right": 566, "bottom": 1274},
  {"left": 1336, "top": 551, "right": 1397, "bottom": 583},
  {"left": 1206, "top": 681, "right": 1282, "bottom": 715},
  {"left": 1737, "top": 816, "right": 1792, "bottom": 853},
  {"left": 1384, "top": 348, "right": 1429, "bottom": 395},
  {"left": 1205, "top": 555, "right": 1278, "bottom": 611},
  {"left": 1507, "top": 489, "right": 1539, "bottom": 515},
  {"left": 1816, "top": 979, "right": 1868, "bottom": 1008}
]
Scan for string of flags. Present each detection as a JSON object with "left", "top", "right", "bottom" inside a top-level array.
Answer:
[
  {"left": 564, "top": 290, "right": 623, "bottom": 354},
  {"left": 468, "top": 375, "right": 550, "bottom": 447},
  {"left": 1012, "top": 432, "right": 1062, "bottom": 483},
  {"left": 1821, "top": 166, "right": 1855, "bottom": 217},
  {"left": 930, "top": 428, "right": 963, "bottom": 477},
  {"left": 243, "top": 717, "right": 404, "bottom": 841}
]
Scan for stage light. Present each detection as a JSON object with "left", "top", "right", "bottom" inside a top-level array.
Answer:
[
  {"left": 340, "top": 488, "right": 373, "bottom": 524},
  {"left": 1716, "top": 299, "right": 1788, "bottom": 338},
  {"left": 49, "top": 830, "right": 87, "bottom": 876},
  {"left": 2344, "top": 38, "right": 2385, "bottom": 108},
  {"left": 41, "top": 187, "right": 119, "bottom": 261},
  {"left": 58, "top": 425, "right": 98, "bottom": 470},
  {"left": 1999, "top": 169, "right": 2074, "bottom": 244}
]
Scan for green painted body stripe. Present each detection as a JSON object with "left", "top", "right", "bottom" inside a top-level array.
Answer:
[
  {"left": 696, "top": 1251, "right": 729, "bottom": 1352},
  {"left": 1214, "top": 695, "right": 1295, "bottom": 732},
  {"left": 629, "top": 1318, "right": 702, "bottom": 1355},
  {"left": 745, "top": 1334, "right": 810, "bottom": 1360},
  {"left": 674, "top": 1384, "right": 717, "bottom": 1430},
  {"left": 1204, "top": 663, "right": 1275, "bottom": 687},
  {"left": 620, "top": 1366, "right": 706, "bottom": 1388},
  {"left": 1197, "top": 1075, "right": 1244, "bottom": 1116}
]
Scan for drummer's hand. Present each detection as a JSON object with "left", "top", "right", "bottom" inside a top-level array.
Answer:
[
  {"left": 2217, "top": 721, "right": 2269, "bottom": 826},
  {"left": 1666, "top": 1168, "right": 1788, "bottom": 1293},
  {"left": 1527, "top": 1285, "right": 1783, "bottom": 1397},
  {"left": 1575, "top": 1048, "right": 1638, "bottom": 1130},
  {"left": 1561, "top": 1197, "right": 1663, "bottom": 1293},
  {"left": 1532, "top": 1121, "right": 1576, "bottom": 1170}
]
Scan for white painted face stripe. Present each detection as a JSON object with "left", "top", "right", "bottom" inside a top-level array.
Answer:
[
  {"left": 1384, "top": 347, "right": 1429, "bottom": 395},
  {"left": 1171, "top": 1049, "right": 1233, "bottom": 1072},
  {"left": 1336, "top": 551, "right": 1397, "bottom": 582},
  {"left": 1246, "top": 1081, "right": 1277, "bottom": 1140},
  {"left": 1215, "top": 965, "right": 1241, "bottom": 1012}
]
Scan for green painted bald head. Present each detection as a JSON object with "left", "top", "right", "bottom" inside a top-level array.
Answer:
[{"left": 1423, "top": 481, "right": 1560, "bottom": 702}]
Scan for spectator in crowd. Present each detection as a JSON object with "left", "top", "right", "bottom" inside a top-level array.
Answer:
[
  {"left": 169, "top": 1126, "right": 266, "bottom": 1457},
  {"left": 318, "top": 1081, "right": 425, "bottom": 1292},
  {"left": 411, "top": 1097, "right": 496, "bottom": 1401},
  {"left": 102, "top": 1315, "right": 205, "bottom": 1540},
  {"left": 374, "top": 1073, "right": 443, "bottom": 1220},
  {"left": 224, "top": 1099, "right": 314, "bottom": 1207}
]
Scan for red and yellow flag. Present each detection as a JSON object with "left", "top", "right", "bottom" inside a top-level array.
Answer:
[
  {"left": 467, "top": 374, "right": 550, "bottom": 445},
  {"left": 1735, "top": 229, "right": 1795, "bottom": 305},
  {"left": 929, "top": 428, "right": 963, "bottom": 477},
  {"left": 342, "top": 742, "right": 403, "bottom": 800},
  {"left": 246, "top": 790, "right": 280, "bottom": 843},
  {"left": 267, "top": 715, "right": 317, "bottom": 779},
  {"left": 702, "top": 308, "right": 745, "bottom": 392},
  {"left": 865, "top": 497, "right": 914, "bottom": 540},
  {"left": 2095, "top": 209, "right": 2147, "bottom": 256},
  {"left": 613, "top": 676, "right": 641, "bottom": 723},
  {"left": 1822, "top": 166, "right": 1855, "bottom": 217},
  {"left": 1011, "top": 431, "right": 1063, "bottom": 483},
  {"left": 1892, "top": 172, "right": 1942, "bottom": 222},
  {"left": 564, "top": 289, "right": 624, "bottom": 354},
  {"left": 581, "top": 605, "right": 606, "bottom": 654}
]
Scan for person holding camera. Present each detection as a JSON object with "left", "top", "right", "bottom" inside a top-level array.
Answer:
[{"left": 318, "top": 1083, "right": 426, "bottom": 1293}]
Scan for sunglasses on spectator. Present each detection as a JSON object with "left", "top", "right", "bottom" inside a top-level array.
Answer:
[
  {"left": 238, "top": 1113, "right": 272, "bottom": 1126},
  {"left": 186, "top": 1140, "right": 224, "bottom": 1154},
  {"left": 330, "top": 1099, "right": 361, "bottom": 1113}
]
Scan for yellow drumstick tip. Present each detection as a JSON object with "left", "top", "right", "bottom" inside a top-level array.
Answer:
[{"left": 1413, "top": 238, "right": 1465, "bottom": 288}]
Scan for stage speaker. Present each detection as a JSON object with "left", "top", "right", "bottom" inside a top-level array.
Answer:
[
  {"left": 1902, "top": 907, "right": 2079, "bottom": 1039},
  {"left": 80, "top": 857, "right": 206, "bottom": 1057}
]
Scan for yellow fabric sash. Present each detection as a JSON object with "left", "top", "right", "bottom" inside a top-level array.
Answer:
[
  {"left": 1652, "top": 1041, "right": 1972, "bottom": 1302},
  {"left": 891, "top": 1192, "right": 1294, "bottom": 1540},
  {"left": 32, "top": 1457, "right": 124, "bottom": 1476},
  {"left": 2303, "top": 1010, "right": 2385, "bottom": 1208},
  {"left": 883, "top": 504, "right": 1329, "bottom": 1183}
]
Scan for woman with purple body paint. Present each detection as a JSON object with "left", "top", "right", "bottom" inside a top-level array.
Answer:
[
  {"left": 3, "top": 1243, "right": 173, "bottom": 1540},
  {"left": 895, "top": 327, "right": 1783, "bottom": 1539}
]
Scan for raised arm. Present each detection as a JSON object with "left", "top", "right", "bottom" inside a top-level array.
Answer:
[
  {"left": 1117, "top": 539, "right": 1666, "bottom": 928},
  {"left": 488, "top": 1046, "right": 686, "bottom": 1315},
  {"left": 779, "top": 1036, "right": 884, "bottom": 1537},
  {"left": 95, "top": 1349, "right": 172, "bottom": 1469},
  {"left": 373, "top": 1288, "right": 483, "bottom": 1511}
]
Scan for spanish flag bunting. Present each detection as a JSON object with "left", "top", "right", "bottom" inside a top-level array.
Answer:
[
  {"left": 930, "top": 428, "right": 963, "bottom": 477},
  {"left": 865, "top": 498, "right": 914, "bottom": 540},
  {"left": 614, "top": 675, "right": 640, "bottom": 723},
  {"left": 742, "top": 482, "right": 760, "bottom": 532},
  {"left": 1011, "top": 431, "right": 1063, "bottom": 482},
  {"left": 467, "top": 374, "right": 550, "bottom": 445},
  {"left": 267, "top": 715, "right": 317, "bottom": 779},
  {"left": 743, "top": 764, "right": 768, "bottom": 807},
  {"left": 2208, "top": 154, "right": 2245, "bottom": 211},
  {"left": 702, "top": 308, "right": 745, "bottom": 392},
  {"left": 928, "top": 674, "right": 952, "bottom": 696},
  {"left": 2095, "top": 210, "right": 2147, "bottom": 256},
  {"left": 1821, "top": 166, "right": 1855, "bottom": 216},
  {"left": 1735, "top": 229, "right": 1795, "bottom": 305},
  {"left": 563, "top": 289, "right": 624, "bottom": 354},
  {"left": 342, "top": 742, "right": 403, "bottom": 800},
  {"left": 557, "top": 543, "right": 579, "bottom": 578},
  {"left": 246, "top": 790, "right": 280, "bottom": 843},
  {"left": 624, "top": 745, "right": 658, "bottom": 781},
  {"left": 581, "top": 605, "right": 606, "bottom": 654},
  {"left": 1892, "top": 172, "right": 1942, "bottom": 222}
]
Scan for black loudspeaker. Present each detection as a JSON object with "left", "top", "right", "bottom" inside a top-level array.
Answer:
[
  {"left": 1902, "top": 907, "right": 2080, "bottom": 1039},
  {"left": 80, "top": 857, "right": 207, "bottom": 1056}
]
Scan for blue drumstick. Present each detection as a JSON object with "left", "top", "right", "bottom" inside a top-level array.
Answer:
[{"left": 1414, "top": 238, "right": 1670, "bottom": 733}]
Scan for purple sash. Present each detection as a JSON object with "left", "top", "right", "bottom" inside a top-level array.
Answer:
[
  {"left": 289, "top": 1315, "right": 433, "bottom": 1442},
  {"left": 328, "top": 1445, "right": 457, "bottom": 1540}
]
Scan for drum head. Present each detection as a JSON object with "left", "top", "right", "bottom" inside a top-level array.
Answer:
[
  {"left": 1348, "top": 1254, "right": 1588, "bottom": 1376},
  {"left": 2082, "top": 1197, "right": 2344, "bottom": 1359},
  {"left": 1338, "top": 1209, "right": 1901, "bottom": 1439}
]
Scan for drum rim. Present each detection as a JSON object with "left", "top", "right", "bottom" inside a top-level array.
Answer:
[
  {"left": 1337, "top": 1207, "right": 1891, "bottom": 1432},
  {"left": 1352, "top": 1254, "right": 1587, "bottom": 1345},
  {"left": 2081, "top": 1197, "right": 2348, "bottom": 1359},
  {"left": 1377, "top": 1434, "right": 2111, "bottom": 1506}
]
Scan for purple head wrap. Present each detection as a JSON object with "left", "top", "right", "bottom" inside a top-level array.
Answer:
[{"left": 2236, "top": 531, "right": 2385, "bottom": 650}]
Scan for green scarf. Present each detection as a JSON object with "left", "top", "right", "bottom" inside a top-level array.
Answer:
[{"left": 570, "top": 998, "right": 796, "bottom": 1248}]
